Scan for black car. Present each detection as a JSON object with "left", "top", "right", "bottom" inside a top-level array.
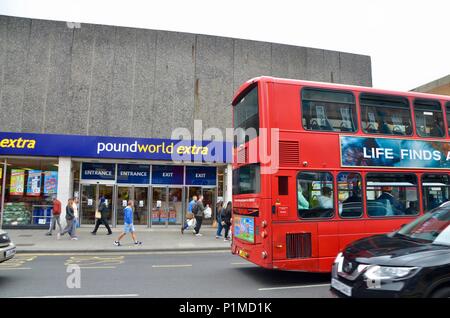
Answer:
[{"left": 330, "top": 203, "right": 450, "bottom": 298}]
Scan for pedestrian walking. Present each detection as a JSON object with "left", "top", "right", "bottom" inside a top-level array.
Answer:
[
  {"left": 181, "top": 195, "right": 197, "bottom": 234},
  {"left": 215, "top": 200, "right": 224, "bottom": 239},
  {"left": 114, "top": 200, "right": 142, "bottom": 246},
  {"left": 73, "top": 197, "right": 80, "bottom": 228},
  {"left": 193, "top": 195, "right": 206, "bottom": 237},
  {"left": 46, "top": 196, "right": 62, "bottom": 236},
  {"left": 60, "top": 198, "right": 78, "bottom": 240},
  {"left": 91, "top": 196, "right": 113, "bottom": 235},
  {"left": 221, "top": 201, "right": 232, "bottom": 241}
]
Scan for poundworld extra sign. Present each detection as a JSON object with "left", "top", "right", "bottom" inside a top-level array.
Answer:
[{"left": 0, "top": 131, "right": 232, "bottom": 163}]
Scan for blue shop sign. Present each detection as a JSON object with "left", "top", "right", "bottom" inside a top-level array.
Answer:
[
  {"left": 185, "top": 166, "right": 217, "bottom": 186},
  {"left": 81, "top": 163, "right": 116, "bottom": 180},
  {"left": 151, "top": 165, "right": 184, "bottom": 185},
  {"left": 117, "top": 164, "right": 150, "bottom": 184},
  {"left": 0, "top": 131, "right": 232, "bottom": 163}
]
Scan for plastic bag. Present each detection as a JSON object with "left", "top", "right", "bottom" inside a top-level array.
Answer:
[
  {"left": 187, "top": 218, "right": 196, "bottom": 228},
  {"left": 204, "top": 207, "right": 212, "bottom": 219}
]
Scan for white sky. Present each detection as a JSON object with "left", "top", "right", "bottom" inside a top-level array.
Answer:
[{"left": 0, "top": 0, "right": 449, "bottom": 91}]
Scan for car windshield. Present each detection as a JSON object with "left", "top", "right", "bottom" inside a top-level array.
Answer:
[{"left": 396, "top": 203, "right": 450, "bottom": 246}]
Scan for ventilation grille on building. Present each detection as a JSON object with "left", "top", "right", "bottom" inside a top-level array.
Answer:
[
  {"left": 237, "top": 147, "right": 247, "bottom": 163},
  {"left": 279, "top": 141, "right": 299, "bottom": 166},
  {"left": 286, "top": 233, "right": 312, "bottom": 259}
]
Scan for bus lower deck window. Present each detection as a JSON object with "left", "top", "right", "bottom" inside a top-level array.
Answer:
[
  {"left": 366, "top": 173, "right": 418, "bottom": 217},
  {"left": 338, "top": 172, "right": 363, "bottom": 218},
  {"left": 297, "top": 172, "right": 334, "bottom": 218}
]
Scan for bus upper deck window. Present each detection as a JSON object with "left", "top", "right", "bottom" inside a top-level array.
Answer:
[
  {"left": 360, "top": 93, "right": 412, "bottom": 136},
  {"left": 301, "top": 88, "right": 357, "bottom": 132},
  {"left": 414, "top": 99, "right": 445, "bottom": 138}
]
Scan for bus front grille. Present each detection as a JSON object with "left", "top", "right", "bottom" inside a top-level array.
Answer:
[{"left": 286, "top": 233, "right": 312, "bottom": 259}]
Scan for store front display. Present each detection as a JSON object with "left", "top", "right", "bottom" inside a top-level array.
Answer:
[
  {"left": 0, "top": 131, "right": 231, "bottom": 229},
  {"left": 1, "top": 158, "right": 58, "bottom": 228},
  {"left": 77, "top": 163, "right": 217, "bottom": 227}
]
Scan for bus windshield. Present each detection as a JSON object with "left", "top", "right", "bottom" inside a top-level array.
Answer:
[
  {"left": 233, "top": 85, "right": 259, "bottom": 146},
  {"left": 233, "top": 164, "right": 260, "bottom": 195}
]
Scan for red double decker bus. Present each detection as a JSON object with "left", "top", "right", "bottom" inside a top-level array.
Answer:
[{"left": 231, "top": 76, "right": 450, "bottom": 272}]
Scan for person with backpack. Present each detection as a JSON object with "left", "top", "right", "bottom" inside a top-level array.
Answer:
[
  {"left": 192, "top": 195, "right": 206, "bottom": 237},
  {"left": 181, "top": 195, "right": 197, "bottom": 234},
  {"left": 221, "top": 201, "right": 232, "bottom": 241}
]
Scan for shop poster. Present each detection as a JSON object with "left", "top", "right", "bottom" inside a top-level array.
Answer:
[
  {"left": 43, "top": 171, "right": 58, "bottom": 194},
  {"left": 10, "top": 169, "right": 25, "bottom": 195},
  {"left": 27, "top": 170, "right": 42, "bottom": 196}
]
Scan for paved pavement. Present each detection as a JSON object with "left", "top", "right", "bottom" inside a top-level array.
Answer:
[
  {"left": 5, "top": 225, "right": 230, "bottom": 253},
  {"left": 0, "top": 251, "right": 332, "bottom": 298}
]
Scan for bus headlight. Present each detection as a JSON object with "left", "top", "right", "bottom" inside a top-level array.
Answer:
[
  {"left": 261, "top": 220, "right": 268, "bottom": 228},
  {"left": 261, "top": 251, "right": 268, "bottom": 259},
  {"left": 364, "top": 265, "right": 418, "bottom": 281}
]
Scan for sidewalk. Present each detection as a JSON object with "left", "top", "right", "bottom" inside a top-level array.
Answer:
[{"left": 5, "top": 225, "right": 231, "bottom": 253}]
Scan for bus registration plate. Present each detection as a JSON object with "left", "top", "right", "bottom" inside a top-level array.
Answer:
[
  {"left": 238, "top": 250, "right": 248, "bottom": 258},
  {"left": 331, "top": 278, "right": 352, "bottom": 297}
]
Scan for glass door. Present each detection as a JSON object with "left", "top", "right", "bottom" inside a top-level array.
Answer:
[
  {"left": 134, "top": 187, "right": 149, "bottom": 225},
  {"left": 151, "top": 187, "right": 168, "bottom": 226},
  {"left": 98, "top": 185, "right": 114, "bottom": 225},
  {"left": 80, "top": 184, "right": 113, "bottom": 225},
  {"left": 202, "top": 187, "right": 216, "bottom": 225},
  {"left": 116, "top": 186, "right": 132, "bottom": 225},
  {"left": 168, "top": 187, "right": 183, "bottom": 225},
  {"left": 81, "top": 184, "right": 97, "bottom": 225}
]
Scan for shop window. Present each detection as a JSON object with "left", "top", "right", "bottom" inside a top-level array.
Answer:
[
  {"left": 366, "top": 173, "right": 418, "bottom": 217},
  {"left": 2, "top": 158, "right": 58, "bottom": 227},
  {"left": 297, "top": 172, "right": 334, "bottom": 219},
  {"left": 414, "top": 99, "right": 445, "bottom": 138},
  {"left": 337, "top": 172, "right": 363, "bottom": 218},
  {"left": 360, "top": 93, "right": 412, "bottom": 136},
  {"left": 302, "top": 88, "right": 357, "bottom": 132},
  {"left": 422, "top": 174, "right": 450, "bottom": 212}
]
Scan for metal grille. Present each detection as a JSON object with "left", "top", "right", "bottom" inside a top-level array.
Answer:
[
  {"left": 237, "top": 148, "right": 247, "bottom": 164},
  {"left": 279, "top": 141, "right": 299, "bottom": 166},
  {"left": 286, "top": 233, "right": 312, "bottom": 259}
]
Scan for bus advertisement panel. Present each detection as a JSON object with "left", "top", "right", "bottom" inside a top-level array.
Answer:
[{"left": 233, "top": 215, "right": 255, "bottom": 243}]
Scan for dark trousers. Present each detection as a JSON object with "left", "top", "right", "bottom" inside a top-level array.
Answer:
[
  {"left": 224, "top": 223, "right": 231, "bottom": 239},
  {"left": 93, "top": 217, "right": 112, "bottom": 234},
  {"left": 194, "top": 215, "right": 203, "bottom": 234}
]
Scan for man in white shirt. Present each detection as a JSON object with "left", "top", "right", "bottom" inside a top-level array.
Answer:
[
  {"left": 317, "top": 186, "right": 333, "bottom": 209},
  {"left": 72, "top": 197, "right": 80, "bottom": 228}
]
